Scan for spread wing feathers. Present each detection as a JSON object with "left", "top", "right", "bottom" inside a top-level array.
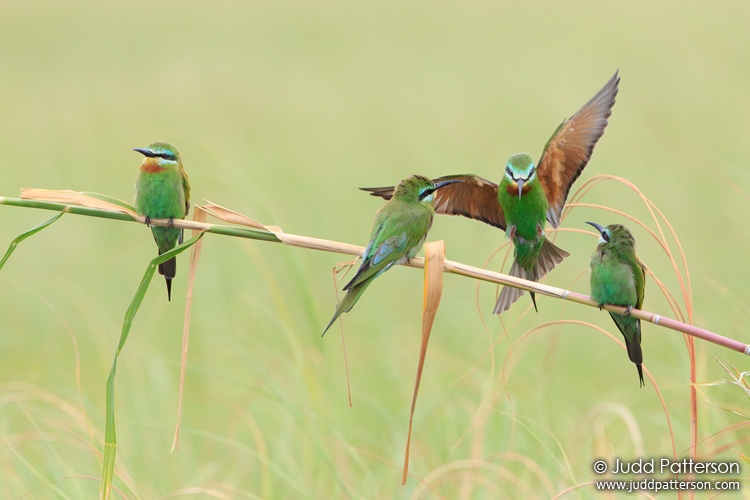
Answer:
[
  {"left": 493, "top": 238, "right": 570, "bottom": 314},
  {"left": 360, "top": 185, "right": 396, "bottom": 200},
  {"left": 343, "top": 206, "right": 432, "bottom": 291},
  {"left": 361, "top": 174, "right": 507, "bottom": 230},
  {"left": 537, "top": 71, "right": 620, "bottom": 228}
]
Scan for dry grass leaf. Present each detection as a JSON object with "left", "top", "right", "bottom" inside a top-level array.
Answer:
[
  {"left": 20, "top": 188, "right": 138, "bottom": 218},
  {"left": 201, "top": 199, "right": 366, "bottom": 256},
  {"left": 201, "top": 200, "right": 283, "bottom": 234},
  {"left": 172, "top": 206, "right": 209, "bottom": 453},
  {"left": 402, "top": 240, "right": 446, "bottom": 485}
]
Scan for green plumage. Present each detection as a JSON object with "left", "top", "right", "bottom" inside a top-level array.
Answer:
[
  {"left": 494, "top": 153, "right": 569, "bottom": 313},
  {"left": 134, "top": 142, "right": 191, "bottom": 301},
  {"left": 588, "top": 222, "right": 646, "bottom": 387},
  {"left": 498, "top": 155, "right": 548, "bottom": 270},
  {"left": 323, "top": 175, "right": 460, "bottom": 335}
]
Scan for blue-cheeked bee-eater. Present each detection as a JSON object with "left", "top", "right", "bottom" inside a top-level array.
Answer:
[
  {"left": 323, "top": 175, "right": 461, "bottom": 335},
  {"left": 587, "top": 222, "right": 646, "bottom": 387},
  {"left": 134, "top": 141, "right": 191, "bottom": 301}
]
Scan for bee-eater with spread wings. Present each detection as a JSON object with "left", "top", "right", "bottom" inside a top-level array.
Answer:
[{"left": 362, "top": 71, "right": 619, "bottom": 314}]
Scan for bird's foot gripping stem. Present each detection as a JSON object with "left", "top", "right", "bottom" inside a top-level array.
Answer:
[
  {"left": 168, "top": 217, "right": 175, "bottom": 228},
  {"left": 144, "top": 215, "right": 152, "bottom": 227},
  {"left": 624, "top": 306, "right": 633, "bottom": 316}
]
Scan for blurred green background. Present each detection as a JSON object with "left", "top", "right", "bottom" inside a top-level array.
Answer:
[{"left": 1, "top": 1, "right": 749, "bottom": 497}]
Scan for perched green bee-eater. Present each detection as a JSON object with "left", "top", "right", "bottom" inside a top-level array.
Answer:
[
  {"left": 587, "top": 222, "right": 646, "bottom": 387},
  {"left": 362, "top": 71, "right": 619, "bottom": 314},
  {"left": 323, "top": 175, "right": 461, "bottom": 335},
  {"left": 134, "top": 142, "right": 191, "bottom": 301}
]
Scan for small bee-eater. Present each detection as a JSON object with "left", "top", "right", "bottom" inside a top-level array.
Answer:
[
  {"left": 134, "top": 142, "right": 191, "bottom": 301},
  {"left": 587, "top": 222, "right": 646, "bottom": 387},
  {"left": 362, "top": 71, "right": 619, "bottom": 314},
  {"left": 323, "top": 175, "right": 461, "bottom": 335}
]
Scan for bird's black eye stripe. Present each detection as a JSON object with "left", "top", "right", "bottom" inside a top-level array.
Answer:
[
  {"left": 506, "top": 165, "right": 536, "bottom": 182},
  {"left": 518, "top": 167, "right": 535, "bottom": 183},
  {"left": 155, "top": 153, "right": 176, "bottom": 161},
  {"left": 418, "top": 187, "right": 436, "bottom": 201}
]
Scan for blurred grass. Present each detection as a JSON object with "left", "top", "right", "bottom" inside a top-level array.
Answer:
[{"left": 1, "top": 0, "right": 749, "bottom": 497}]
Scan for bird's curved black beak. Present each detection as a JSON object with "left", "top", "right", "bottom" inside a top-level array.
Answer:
[
  {"left": 586, "top": 221, "right": 606, "bottom": 236},
  {"left": 133, "top": 147, "right": 155, "bottom": 157},
  {"left": 434, "top": 179, "right": 463, "bottom": 190},
  {"left": 516, "top": 179, "right": 525, "bottom": 201}
]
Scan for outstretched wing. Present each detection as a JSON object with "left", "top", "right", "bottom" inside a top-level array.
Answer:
[
  {"left": 360, "top": 185, "right": 397, "bottom": 200},
  {"left": 361, "top": 174, "right": 506, "bottom": 230},
  {"left": 537, "top": 71, "right": 619, "bottom": 228}
]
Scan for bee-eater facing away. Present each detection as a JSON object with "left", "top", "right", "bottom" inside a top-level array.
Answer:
[
  {"left": 587, "top": 222, "right": 646, "bottom": 387},
  {"left": 361, "top": 71, "right": 619, "bottom": 314},
  {"left": 322, "top": 175, "right": 462, "bottom": 335},
  {"left": 134, "top": 142, "right": 191, "bottom": 301}
]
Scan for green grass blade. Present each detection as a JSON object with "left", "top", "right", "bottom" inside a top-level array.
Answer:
[
  {"left": 100, "top": 231, "right": 206, "bottom": 500},
  {"left": 237, "top": 340, "right": 356, "bottom": 498},
  {"left": 0, "top": 213, "right": 63, "bottom": 271}
]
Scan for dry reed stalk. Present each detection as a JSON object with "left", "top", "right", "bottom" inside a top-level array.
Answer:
[{"left": 2, "top": 191, "right": 746, "bottom": 356}]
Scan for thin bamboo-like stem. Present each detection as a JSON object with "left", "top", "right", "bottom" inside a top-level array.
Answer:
[
  {"left": 2, "top": 194, "right": 747, "bottom": 356},
  {"left": 0, "top": 195, "right": 281, "bottom": 242}
]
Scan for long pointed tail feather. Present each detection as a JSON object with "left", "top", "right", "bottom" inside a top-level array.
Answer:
[
  {"left": 322, "top": 279, "right": 373, "bottom": 336},
  {"left": 624, "top": 319, "right": 644, "bottom": 387},
  {"left": 610, "top": 313, "right": 645, "bottom": 387},
  {"left": 493, "top": 238, "right": 569, "bottom": 314},
  {"left": 158, "top": 254, "right": 177, "bottom": 302}
]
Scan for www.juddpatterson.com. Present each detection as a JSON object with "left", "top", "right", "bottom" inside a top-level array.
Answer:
[{"left": 595, "top": 478, "right": 740, "bottom": 493}]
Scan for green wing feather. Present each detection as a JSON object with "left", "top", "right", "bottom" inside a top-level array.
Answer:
[
  {"left": 609, "top": 256, "right": 647, "bottom": 387},
  {"left": 635, "top": 258, "right": 646, "bottom": 309},
  {"left": 345, "top": 202, "right": 432, "bottom": 290},
  {"left": 181, "top": 165, "right": 191, "bottom": 217},
  {"left": 323, "top": 199, "right": 433, "bottom": 335}
]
